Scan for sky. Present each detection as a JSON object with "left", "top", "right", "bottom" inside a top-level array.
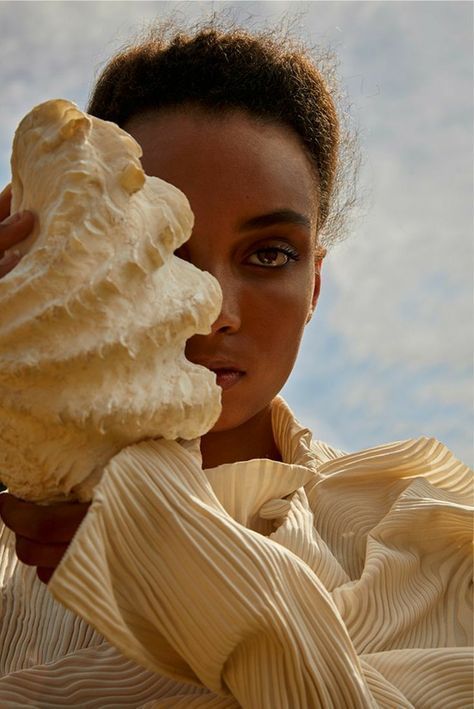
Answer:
[{"left": 1, "top": 0, "right": 472, "bottom": 465}]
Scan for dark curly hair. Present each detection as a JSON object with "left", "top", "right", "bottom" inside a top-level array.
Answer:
[{"left": 88, "top": 19, "right": 357, "bottom": 247}]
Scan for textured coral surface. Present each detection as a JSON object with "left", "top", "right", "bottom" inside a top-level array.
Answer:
[{"left": 0, "top": 99, "right": 222, "bottom": 502}]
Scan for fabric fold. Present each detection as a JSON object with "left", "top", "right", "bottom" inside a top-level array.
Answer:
[
  {"left": 49, "top": 438, "right": 375, "bottom": 708},
  {"left": 1, "top": 396, "right": 472, "bottom": 707}
]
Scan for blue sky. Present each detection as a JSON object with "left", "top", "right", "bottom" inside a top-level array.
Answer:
[{"left": 1, "top": 1, "right": 472, "bottom": 465}]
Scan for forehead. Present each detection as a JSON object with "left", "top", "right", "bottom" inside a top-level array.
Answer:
[{"left": 125, "top": 108, "right": 319, "bottom": 230}]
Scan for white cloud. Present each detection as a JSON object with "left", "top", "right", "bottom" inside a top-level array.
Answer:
[{"left": 281, "top": 2, "right": 473, "bottom": 464}]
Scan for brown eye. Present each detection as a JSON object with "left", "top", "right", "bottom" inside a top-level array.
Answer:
[{"left": 246, "top": 246, "right": 300, "bottom": 268}]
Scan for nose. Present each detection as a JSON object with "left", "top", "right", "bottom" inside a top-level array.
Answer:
[
  {"left": 176, "top": 242, "right": 242, "bottom": 336},
  {"left": 210, "top": 272, "right": 241, "bottom": 335}
]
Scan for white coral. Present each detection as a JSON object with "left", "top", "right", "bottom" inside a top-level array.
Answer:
[{"left": 0, "top": 99, "right": 222, "bottom": 503}]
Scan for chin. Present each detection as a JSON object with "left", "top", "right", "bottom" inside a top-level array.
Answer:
[
  {"left": 207, "top": 407, "right": 240, "bottom": 434},
  {"left": 204, "top": 387, "right": 243, "bottom": 433},
  {"left": 205, "top": 386, "right": 273, "bottom": 435}
]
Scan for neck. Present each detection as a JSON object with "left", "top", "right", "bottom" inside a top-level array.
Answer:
[{"left": 200, "top": 401, "right": 281, "bottom": 469}]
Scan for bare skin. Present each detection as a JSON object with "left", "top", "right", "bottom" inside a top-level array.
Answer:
[
  {"left": 0, "top": 493, "right": 89, "bottom": 584},
  {"left": 127, "top": 108, "right": 321, "bottom": 468},
  {"left": 0, "top": 108, "right": 322, "bottom": 581},
  {"left": 0, "top": 184, "right": 34, "bottom": 276}
]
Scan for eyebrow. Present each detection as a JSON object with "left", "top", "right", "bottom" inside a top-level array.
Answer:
[{"left": 238, "top": 209, "right": 312, "bottom": 232}]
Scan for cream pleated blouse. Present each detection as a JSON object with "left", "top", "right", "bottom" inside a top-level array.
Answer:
[{"left": 0, "top": 397, "right": 472, "bottom": 708}]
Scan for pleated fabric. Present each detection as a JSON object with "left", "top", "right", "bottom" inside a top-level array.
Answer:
[{"left": 0, "top": 396, "right": 472, "bottom": 707}]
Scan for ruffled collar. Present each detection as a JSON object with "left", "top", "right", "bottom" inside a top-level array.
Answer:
[{"left": 203, "top": 397, "right": 317, "bottom": 533}]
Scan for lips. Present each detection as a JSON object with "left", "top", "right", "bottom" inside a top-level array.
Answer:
[
  {"left": 191, "top": 358, "right": 246, "bottom": 391},
  {"left": 212, "top": 368, "right": 245, "bottom": 390},
  {"left": 192, "top": 357, "right": 245, "bottom": 374}
]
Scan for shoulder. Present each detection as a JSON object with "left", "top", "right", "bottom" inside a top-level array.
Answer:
[
  {"left": 304, "top": 436, "right": 472, "bottom": 581},
  {"left": 309, "top": 436, "right": 472, "bottom": 498},
  {"left": 310, "top": 438, "right": 347, "bottom": 465}
]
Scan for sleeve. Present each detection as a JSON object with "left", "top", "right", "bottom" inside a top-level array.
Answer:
[
  {"left": 49, "top": 439, "right": 381, "bottom": 709},
  {"left": 301, "top": 437, "right": 473, "bottom": 709}
]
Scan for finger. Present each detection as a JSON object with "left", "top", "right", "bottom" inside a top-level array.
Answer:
[
  {"left": 0, "top": 492, "right": 8, "bottom": 519},
  {"left": 0, "top": 253, "right": 22, "bottom": 278},
  {"left": 0, "top": 210, "right": 35, "bottom": 256},
  {"left": 15, "top": 534, "right": 68, "bottom": 568},
  {"left": 0, "top": 493, "right": 90, "bottom": 543},
  {"left": 0, "top": 183, "right": 12, "bottom": 220},
  {"left": 37, "top": 567, "right": 55, "bottom": 585}
]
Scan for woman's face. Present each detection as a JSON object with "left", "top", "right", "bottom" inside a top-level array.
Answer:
[{"left": 125, "top": 108, "right": 321, "bottom": 432}]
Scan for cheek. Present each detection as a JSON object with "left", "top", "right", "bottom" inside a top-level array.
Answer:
[{"left": 247, "top": 277, "right": 312, "bottom": 366}]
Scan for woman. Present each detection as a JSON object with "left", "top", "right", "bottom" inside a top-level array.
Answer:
[{"left": 0, "top": 24, "right": 471, "bottom": 708}]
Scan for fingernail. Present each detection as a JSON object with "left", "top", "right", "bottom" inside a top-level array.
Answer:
[
  {"left": 0, "top": 245, "right": 22, "bottom": 262},
  {"left": 2, "top": 211, "right": 25, "bottom": 226},
  {"left": 0, "top": 253, "right": 21, "bottom": 267}
]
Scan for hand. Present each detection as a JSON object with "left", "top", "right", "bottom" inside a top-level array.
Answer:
[
  {"left": 0, "top": 493, "right": 91, "bottom": 584},
  {"left": 0, "top": 183, "right": 35, "bottom": 277}
]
